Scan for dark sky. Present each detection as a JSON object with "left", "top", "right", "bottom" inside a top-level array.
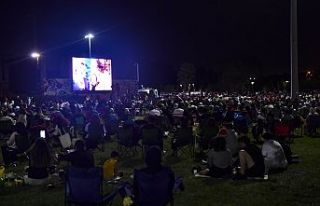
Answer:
[{"left": 1, "top": 0, "right": 320, "bottom": 86}]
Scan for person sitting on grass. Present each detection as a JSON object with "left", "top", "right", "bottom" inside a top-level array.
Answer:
[
  {"left": 1, "top": 122, "right": 30, "bottom": 165},
  {"left": 84, "top": 114, "right": 104, "bottom": 150},
  {"left": 6, "top": 122, "right": 30, "bottom": 152},
  {"left": 58, "top": 140, "right": 94, "bottom": 169},
  {"left": 261, "top": 133, "right": 288, "bottom": 173},
  {"left": 103, "top": 151, "right": 120, "bottom": 180},
  {"left": 24, "top": 138, "right": 52, "bottom": 185},
  {"left": 223, "top": 122, "right": 239, "bottom": 158},
  {"left": 171, "top": 118, "right": 193, "bottom": 156},
  {"left": 198, "top": 137, "right": 233, "bottom": 178},
  {"left": 237, "top": 136, "right": 265, "bottom": 179}
]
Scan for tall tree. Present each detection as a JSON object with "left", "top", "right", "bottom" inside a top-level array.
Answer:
[{"left": 177, "top": 63, "right": 196, "bottom": 86}]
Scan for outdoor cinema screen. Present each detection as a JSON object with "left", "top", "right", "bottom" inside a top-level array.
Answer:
[{"left": 72, "top": 57, "right": 112, "bottom": 91}]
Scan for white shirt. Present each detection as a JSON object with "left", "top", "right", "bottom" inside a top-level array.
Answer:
[
  {"left": 262, "top": 139, "right": 288, "bottom": 169},
  {"left": 172, "top": 108, "right": 184, "bottom": 118},
  {"left": 17, "top": 114, "right": 27, "bottom": 127},
  {"left": 7, "top": 131, "right": 18, "bottom": 149},
  {"left": 225, "top": 129, "right": 239, "bottom": 156}
]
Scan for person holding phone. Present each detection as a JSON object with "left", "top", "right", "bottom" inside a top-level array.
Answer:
[
  {"left": 24, "top": 138, "right": 52, "bottom": 185},
  {"left": 40, "top": 130, "right": 46, "bottom": 139}
]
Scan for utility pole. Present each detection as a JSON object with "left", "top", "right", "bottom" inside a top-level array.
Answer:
[
  {"left": 135, "top": 62, "right": 139, "bottom": 82},
  {"left": 291, "top": 0, "right": 299, "bottom": 98}
]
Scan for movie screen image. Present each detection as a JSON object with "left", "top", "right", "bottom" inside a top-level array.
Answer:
[{"left": 72, "top": 57, "right": 112, "bottom": 91}]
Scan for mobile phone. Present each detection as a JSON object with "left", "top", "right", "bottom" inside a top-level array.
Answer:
[{"left": 40, "top": 130, "right": 46, "bottom": 138}]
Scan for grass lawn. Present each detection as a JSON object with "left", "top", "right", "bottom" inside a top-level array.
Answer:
[{"left": 1, "top": 136, "right": 320, "bottom": 206}]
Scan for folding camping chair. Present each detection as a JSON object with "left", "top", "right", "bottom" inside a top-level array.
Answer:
[
  {"left": 64, "top": 167, "right": 124, "bottom": 206},
  {"left": 172, "top": 127, "right": 194, "bottom": 157},
  {"left": 117, "top": 124, "right": 138, "bottom": 156},
  {"left": 133, "top": 167, "right": 175, "bottom": 206}
]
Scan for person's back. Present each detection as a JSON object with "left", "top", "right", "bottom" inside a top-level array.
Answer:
[
  {"left": 85, "top": 115, "right": 104, "bottom": 149},
  {"left": 103, "top": 151, "right": 119, "bottom": 179},
  {"left": 207, "top": 137, "right": 232, "bottom": 177},
  {"left": 59, "top": 140, "right": 94, "bottom": 169},
  {"left": 135, "top": 167, "right": 174, "bottom": 206},
  {"left": 238, "top": 136, "right": 265, "bottom": 178},
  {"left": 306, "top": 108, "right": 320, "bottom": 126},
  {"left": 173, "top": 119, "right": 193, "bottom": 145},
  {"left": 225, "top": 128, "right": 239, "bottom": 157},
  {"left": 141, "top": 118, "right": 163, "bottom": 148},
  {"left": 87, "top": 121, "right": 104, "bottom": 139},
  {"left": 14, "top": 133, "right": 30, "bottom": 153},
  {"left": 133, "top": 146, "right": 174, "bottom": 206},
  {"left": 234, "top": 112, "right": 248, "bottom": 134},
  {"left": 62, "top": 150, "right": 94, "bottom": 169},
  {"left": 262, "top": 134, "right": 288, "bottom": 171},
  {"left": 245, "top": 144, "right": 264, "bottom": 168},
  {"left": 17, "top": 112, "right": 27, "bottom": 127},
  {"left": 244, "top": 143, "right": 265, "bottom": 176},
  {"left": 25, "top": 138, "right": 52, "bottom": 184},
  {"left": 208, "top": 149, "right": 232, "bottom": 169}
]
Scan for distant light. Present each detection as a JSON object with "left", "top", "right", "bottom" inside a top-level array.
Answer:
[
  {"left": 30, "top": 52, "right": 40, "bottom": 58},
  {"left": 251, "top": 81, "right": 255, "bottom": 85},
  {"left": 285, "top": 81, "right": 290, "bottom": 83},
  {"left": 85, "top": 33, "right": 94, "bottom": 39}
]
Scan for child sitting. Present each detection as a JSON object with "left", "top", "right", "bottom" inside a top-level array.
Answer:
[{"left": 103, "top": 151, "right": 120, "bottom": 180}]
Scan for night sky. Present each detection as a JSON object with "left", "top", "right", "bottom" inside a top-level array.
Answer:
[{"left": 1, "top": 0, "right": 320, "bottom": 89}]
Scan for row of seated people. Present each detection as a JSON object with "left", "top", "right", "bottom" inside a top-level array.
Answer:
[
  {"left": 195, "top": 133, "right": 293, "bottom": 179},
  {"left": 3, "top": 133, "right": 181, "bottom": 206},
  {"left": 0, "top": 109, "right": 183, "bottom": 205},
  {"left": 64, "top": 145, "right": 183, "bottom": 206}
]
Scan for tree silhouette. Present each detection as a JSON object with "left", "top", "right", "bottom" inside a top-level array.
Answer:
[{"left": 177, "top": 63, "right": 196, "bottom": 86}]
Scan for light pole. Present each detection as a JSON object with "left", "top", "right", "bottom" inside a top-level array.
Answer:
[
  {"left": 30, "top": 52, "right": 40, "bottom": 63},
  {"left": 84, "top": 33, "right": 94, "bottom": 58},
  {"left": 291, "top": 0, "right": 299, "bottom": 98},
  {"left": 251, "top": 81, "right": 255, "bottom": 93},
  {"left": 284, "top": 80, "right": 290, "bottom": 92},
  {"left": 249, "top": 77, "right": 255, "bottom": 94},
  {"left": 30, "top": 52, "right": 42, "bottom": 94},
  {"left": 134, "top": 62, "right": 139, "bottom": 82}
]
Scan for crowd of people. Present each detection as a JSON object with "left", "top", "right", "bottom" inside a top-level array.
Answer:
[{"left": 0, "top": 91, "right": 319, "bottom": 203}]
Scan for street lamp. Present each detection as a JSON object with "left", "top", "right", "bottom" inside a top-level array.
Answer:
[
  {"left": 84, "top": 33, "right": 94, "bottom": 58},
  {"left": 284, "top": 80, "right": 290, "bottom": 92},
  {"left": 30, "top": 52, "right": 43, "bottom": 94},
  {"left": 30, "top": 52, "right": 40, "bottom": 62},
  {"left": 249, "top": 77, "right": 255, "bottom": 94}
]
